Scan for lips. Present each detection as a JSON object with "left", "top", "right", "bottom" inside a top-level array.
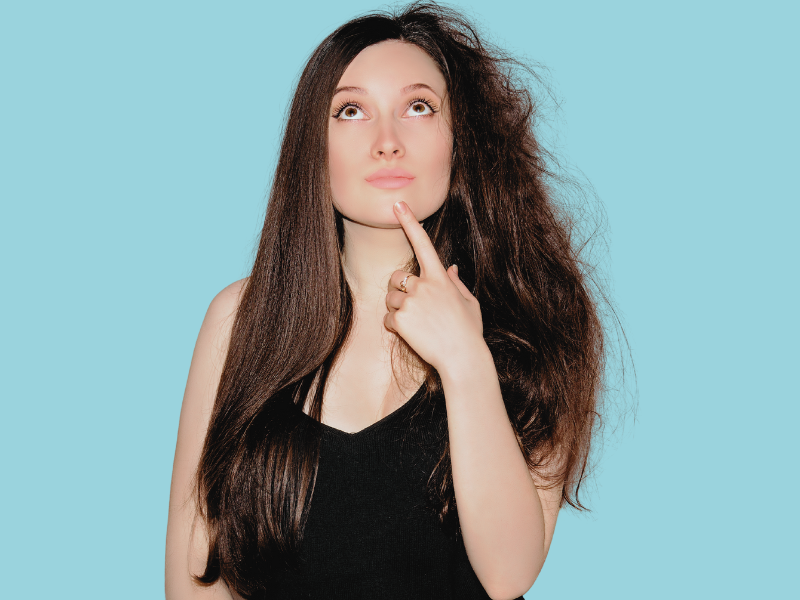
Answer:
[{"left": 365, "top": 168, "right": 415, "bottom": 189}]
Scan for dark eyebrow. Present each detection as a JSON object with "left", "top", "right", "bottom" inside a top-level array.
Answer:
[
  {"left": 332, "top": 83, "right": 443, "bottom": 97},
  {"left": 400, "top": 83, "right": 441, "bottom": 97},
  {"left": 333, "top": 86, "right": 367, "bottom": 95}
]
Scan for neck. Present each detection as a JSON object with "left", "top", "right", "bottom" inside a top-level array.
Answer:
[{"left": 340, "top": 219, "right": 414, "bottom": 310}]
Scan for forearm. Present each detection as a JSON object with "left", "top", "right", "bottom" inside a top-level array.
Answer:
[{"left": 439, "top": 343, "right": 545, "bottom": 599}]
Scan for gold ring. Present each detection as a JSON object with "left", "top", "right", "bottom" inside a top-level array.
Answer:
[{"left": 400, "top": 275, "right": 410, "bottom": 293}]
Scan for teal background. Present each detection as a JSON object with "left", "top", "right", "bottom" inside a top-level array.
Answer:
[{"left": 1, "top": 0, "right": 797, "bottom": 597}]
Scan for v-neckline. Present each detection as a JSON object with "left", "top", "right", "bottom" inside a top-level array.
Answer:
[{"left": 297, "top": 381, "right": 427, "bottom": 438}]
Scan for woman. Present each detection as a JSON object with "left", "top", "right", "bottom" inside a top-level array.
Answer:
[{"left": 166, "top": 3, "right": 607, "bottom": 599}]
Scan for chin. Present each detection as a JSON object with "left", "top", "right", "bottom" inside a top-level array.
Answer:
[{"left": 335, "top": 189, "right": 446, "bottom": 226}]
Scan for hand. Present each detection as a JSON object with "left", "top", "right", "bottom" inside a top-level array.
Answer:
[{"left": 384, "top": 201, "right": 486, "bottom": 374}]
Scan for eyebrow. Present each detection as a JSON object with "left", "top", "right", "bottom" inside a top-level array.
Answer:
[
  {"left": 401, "top": 83, "right": 439, "bottom": 95},
  {"left": 332, "top": 83, "right": 442, "bottom": 97},
  {"left": 333, "top": 85, "right": 367, "bottom": 95}
]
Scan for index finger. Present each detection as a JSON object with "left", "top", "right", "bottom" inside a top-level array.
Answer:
[{"left": 393, "top": 201, "right": 446, "bottom": 277}]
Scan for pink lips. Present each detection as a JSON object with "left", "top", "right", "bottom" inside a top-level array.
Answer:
[{"left": 365, "top": 168, "right": 415, "bottom": 189}]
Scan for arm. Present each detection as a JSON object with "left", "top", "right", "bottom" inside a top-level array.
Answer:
[
  {"left": 165, "top": 279, "right": 247, "bottom": 600},
  {"left": 385, "top": 201, "right": 562, "bottom": 600},
  {"left": 439, "top": 344, "right": 562, "bottom": 600}
]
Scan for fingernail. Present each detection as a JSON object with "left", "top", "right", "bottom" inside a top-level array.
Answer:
[
  {"left": 452, "top": 264, "right": 458, "bottom": 274},
  {"left": 394, "top": 201, "right": 407, "bottom": 214}
]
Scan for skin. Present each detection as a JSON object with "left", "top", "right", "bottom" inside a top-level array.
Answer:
[
  {"left": 166, "top": 40, "right": 562, "bottom": 600},
  {"left": 328, "top": 41, "right": 452, "bottom": 229},
  {"left": 386, "top": 200, "right": 562, "bottom": 598},
  {"left": 321, "top": 40, "right": 454, "bottom": 428}
]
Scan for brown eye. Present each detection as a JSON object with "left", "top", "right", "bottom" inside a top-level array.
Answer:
[
  {"left": 336, "top": 103, "right": 364, "bottom": 120},
  {"left": 407, "top": 101, "right": 433, "bottom": 117}
]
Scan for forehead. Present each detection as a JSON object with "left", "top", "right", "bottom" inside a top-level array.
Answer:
[{"left": 336, "top": 40, "right": 446, "bottom": 96}]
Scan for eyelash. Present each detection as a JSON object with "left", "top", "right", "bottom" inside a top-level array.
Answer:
[
  {"left": 408, "top": 97, "right": 440, "bottom": 115},
  {"left": 331, "top": 99, "right": 364, "bottom": 119},
  {"left": 331, "top": 97, "right": 440, "bottom": 119}
]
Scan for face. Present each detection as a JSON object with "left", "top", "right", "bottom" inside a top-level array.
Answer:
[{"left": 328, "top": 40, "right": 453, "bottom": 228}]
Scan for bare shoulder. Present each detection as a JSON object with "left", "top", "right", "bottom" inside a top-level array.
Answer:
[
  {"left": 165, "top": 276, "right": 249, "bottom": 600},
  {"left": 187, "top": 276, "right": 250, "bottom": 418},
  {"left": 206, "top": 277, "right": 249, "bottom": 331},
  {"left": 194, "top": 277, "right": 248, "bottom": 380},
  {"left": 214, "top": 276, "right": 249, "bottom": 310}
]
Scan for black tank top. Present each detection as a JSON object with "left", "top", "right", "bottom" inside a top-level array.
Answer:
[{"left": 272, "top": 382, "right": 525, "bottom": 599}]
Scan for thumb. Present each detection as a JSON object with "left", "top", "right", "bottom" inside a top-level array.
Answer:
[{"left": 447, "top": 264, "right": 474, "bottom": 301}]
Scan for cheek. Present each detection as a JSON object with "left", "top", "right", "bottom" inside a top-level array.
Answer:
[
  {"left": 411, "top": 131, "right": 452, "bottom": 217},
  {"left": 328, "top": 135, "right": 350, "bottom": 199},
  {"left": 426, "top": 132, "right": 453, "bottom": 186}
]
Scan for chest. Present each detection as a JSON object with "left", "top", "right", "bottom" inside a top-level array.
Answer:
[{"left": 302, "top": 310, "right": 424, "bottom": 434}]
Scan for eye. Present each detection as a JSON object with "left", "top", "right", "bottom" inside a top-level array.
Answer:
[
  {"left": 405, "top": 99, "right": 437, "bottom": 117},
  {"left": 333, "top": 101, "right": 367, "bottom": 120}
]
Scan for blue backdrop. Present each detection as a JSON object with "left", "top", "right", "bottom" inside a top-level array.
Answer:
[{"left": 2, "top": 1, "right": 796, "bottom": 597}]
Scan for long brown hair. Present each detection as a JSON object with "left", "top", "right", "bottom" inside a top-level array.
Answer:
[{"left": 194, "top": 2, "right": 614, "bottom": 596}]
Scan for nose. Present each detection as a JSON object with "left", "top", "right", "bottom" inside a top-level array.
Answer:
[{"left": 371, "top": 119, "right": 405, "bottom": 160}]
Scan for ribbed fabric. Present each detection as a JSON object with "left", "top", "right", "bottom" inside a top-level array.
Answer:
[{"left": 271, "top": 383, "right": 524, "bottom": 600}]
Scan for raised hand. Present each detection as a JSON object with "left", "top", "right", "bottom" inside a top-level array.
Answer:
[{"left": 384, "top": 201, "right": 486, "bottom": 375}]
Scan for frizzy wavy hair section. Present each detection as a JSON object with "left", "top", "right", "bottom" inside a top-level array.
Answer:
[{"left": 193, "top": 2, "right": 609, "bottom": 597}]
